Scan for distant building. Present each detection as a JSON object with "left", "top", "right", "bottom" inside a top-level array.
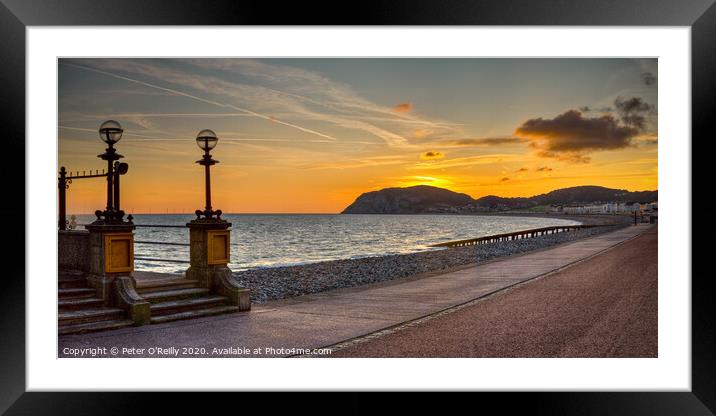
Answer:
[
  {"left": 626, "top": 202, "right": 643, "bottom": 213},
  {"left": 603, "top": 202, "right": 627, "bottom": 213},
  {"left": 433, "top": 199, "right": 657, "bottom": 215},
  {"left": 563, "top": 205, "right": 584, "bottom": 215},
  {"left": 560, "top": 201, "right": 651, "bottom": 215},
  {"left": 583, "top": 204, "right": 605, "bottom": 214}
]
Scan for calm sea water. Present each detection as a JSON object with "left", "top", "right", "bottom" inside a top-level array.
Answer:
[{"left": 73, "top": 214, "right": 579, "bottom": 274}]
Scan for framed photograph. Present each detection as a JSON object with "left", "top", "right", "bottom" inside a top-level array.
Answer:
[{"left": 2, "top": 0, "right": 710, "bottom": 412}]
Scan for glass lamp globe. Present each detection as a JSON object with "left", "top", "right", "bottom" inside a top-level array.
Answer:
[
  {"left": 98, "top": 120, "right": 123, "bottom": 144},
  {"left": 196, "top": 129, "right": 218, "bottom": 151}
]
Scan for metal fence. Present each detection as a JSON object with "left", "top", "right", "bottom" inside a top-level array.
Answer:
[
  {"left": 133, "top": 225, "right": 191, "bottom": 264},
  {"left": 83, "top": 222, "right": 609, "bottom": 263},
  {"left": 76, "top": 223, "right": 192, "bottom": 264}
]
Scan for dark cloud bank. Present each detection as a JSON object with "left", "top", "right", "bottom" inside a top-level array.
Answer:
[
  {"left": 614, "top": 96, "right": 654, "bottom": 130},
  {"left": 515, "top": 96, "right": 656, "bottom": 163}
]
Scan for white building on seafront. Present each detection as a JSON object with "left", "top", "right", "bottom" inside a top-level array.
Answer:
[{"left": 552, "top": 201, "right": 655, "bottom": 215}]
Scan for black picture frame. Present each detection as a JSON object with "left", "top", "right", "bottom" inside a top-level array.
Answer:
[{"left": 1, "top": 0, "right": 710, "bottom": 413}]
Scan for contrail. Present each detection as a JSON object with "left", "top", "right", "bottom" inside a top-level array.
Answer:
[
  {"left": 60, "top": 113, "right": 255, "bottom": 122},
  {"left": 58, "top": 125, "right": 174, "bottom": 140},
  {"left": 182, "top": 59, "right": 448, "bottom": 125},
  {"left": 61, "top": 62, "right": 339, "bottom": 142},
  {"left": 59, "top": 125, "right": 378, "bottom": 146}
]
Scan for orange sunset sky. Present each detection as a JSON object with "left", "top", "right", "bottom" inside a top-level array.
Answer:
[{"left": 58, "top": 58, "right": 658, "bottom": 214}]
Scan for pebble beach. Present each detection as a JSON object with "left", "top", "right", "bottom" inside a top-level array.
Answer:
[{"left": 234, "top": 215, "right": 633, "bottom": 303}]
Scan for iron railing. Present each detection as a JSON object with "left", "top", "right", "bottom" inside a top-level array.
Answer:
[
  {"left": 58, "top": 161, "right": 129, "bottom": 230},
  {"left": 77, "top": 222, "right": 609, "bottom": 263}
]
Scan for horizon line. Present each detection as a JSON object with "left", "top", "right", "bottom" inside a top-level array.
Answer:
[{"left": 63, "top": 184, "right": 659, "bottom": 216}]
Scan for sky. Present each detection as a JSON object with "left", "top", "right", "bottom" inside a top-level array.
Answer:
[{"left": 58, "top": 58, "right": 658, "bottom": 214}]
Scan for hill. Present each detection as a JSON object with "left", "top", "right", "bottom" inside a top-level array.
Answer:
[
  {"left": 341, "top": 185, "right": 474, "bottom": 214},
  {"left": 341, "top": 185, "right": 657, "bottom": 214},
  {"left": 531, "top": 186, "right": 658, "bottom": 205}
]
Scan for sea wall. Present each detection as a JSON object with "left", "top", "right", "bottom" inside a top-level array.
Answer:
[{"left": 58, "top": 230, "right": 90, "bottom": 272}]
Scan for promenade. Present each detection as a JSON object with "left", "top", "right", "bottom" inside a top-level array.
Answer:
[
  {"left": 333, "top": 225, "right": 658, "bottom": 357},
  {"left": 58, "top": 224, "right": 654, "bottom": 358}
]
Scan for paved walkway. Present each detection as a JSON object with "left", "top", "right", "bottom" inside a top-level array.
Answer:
[
  {"left": 332, "top": 226, "right": 658, "bottom": 357},
  {"left": 58, "top": 224, "right": 652, "bottom": 358}
]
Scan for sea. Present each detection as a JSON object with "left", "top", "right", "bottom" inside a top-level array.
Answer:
[{"left": 72, "top": 214, "right": 580, "bottom": 274}]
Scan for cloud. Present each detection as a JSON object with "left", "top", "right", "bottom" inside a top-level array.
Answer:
[
  {"left": 307, "top": 155, "right": 409, "bottom": 170},
  {"left": 634, "top": 133, "right": 658, "bottom": 146},
  {"left": 514, "top": 110, "right": 640, "bottom": 163},
  {"left": 64, "top": 59, "right": 462, "bottom": 149},
  {"left": 62, "top": 61, "right": 342, "bottom": 142},
  {"left": 445, "top": 137, "right": 522, "bottom": 147},
  {"left": 58, "top": 125, "right": 174, "bottom": 141},
  {"left": 413, "top": 129, "right": 430, "bottom": 138},
  {"left": 412, "top": 154, "right": 524, "bottom": 170},
  {"left": 614, "top": 96, "right": 654, "bottom": 130},
  {"left": 579, "top": 105, "right": 613, "bottom": 113},
  {"left": 554, "top": 153, "right": 592, "bottom": 163},
  {"left": 420, "top": 151, "right": 445, "bottom": 160},
  {"left": 641, "top": 72, "right": 657, "bottom": 86},
  {"left": 516, "top": 167, "right": 529, "bottom": 172},
  {"left": 393, "top": 103, "right": 413, "bottom": 113},
  {"left": 500, "top": 177, "right": 510, "bottom": 182},
  {"left": 536, "top": 166, "right": 553, "bottom": 172}
]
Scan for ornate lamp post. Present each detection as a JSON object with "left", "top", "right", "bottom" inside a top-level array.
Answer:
[
  {"left": 82, "top": 121, "right": 145, "bottom": 321},
  {"left": 96, "top": 120, "right": 127, "bottom": 223},
  {"left": 196, "top": 129, "right": 221, "bottom": 220},
  {"left": 194, "top": 129, "right": 222, "bottom": 220},
  {"left": 186, "top": 129, "right": 249, "bottom": 311}
]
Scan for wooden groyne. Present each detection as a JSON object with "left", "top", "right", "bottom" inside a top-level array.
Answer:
[{"left": 430, "top": 224, "right": 605, "bottom": 248}]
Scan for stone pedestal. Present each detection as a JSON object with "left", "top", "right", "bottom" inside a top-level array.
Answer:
[
  {"left": 85, "top": 222, "right": 135, "bottom": 301},
  {"left": 186, "top": 219, "right": 251, "bottom": 311},
  {"left": 85, "top": 221, "right": 150, "bottom": 325}
]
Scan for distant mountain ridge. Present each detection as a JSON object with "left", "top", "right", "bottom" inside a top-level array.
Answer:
[{"left": 341, "top": 185, "right": 658, "bottom": 214}]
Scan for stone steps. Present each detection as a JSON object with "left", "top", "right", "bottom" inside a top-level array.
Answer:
[
  {"left": 58, "top": 297, "right": 105, "bottom": 311},
  {"left": 57, "top": 278, "right": 131, "bottom": 334},
  {"left": 58, "top": 278, "right": 89, "bottom": 290},
  {"left": 57, "top": 275, "right": 240, "bottom": 334},
  {"left": 141, "top": 287, "right": 211, "bottom": 303},
  {"left": 58, "top": 287, "right": 96, "bottom": 299},
  {"left": 136, "top": 279, "right": 198, "bottom": 294},
  {"left": 150, "top": 305, "right": 239, "bottom": 324},
  {"left": 59, "top": 319, "right": 135, "bottom": 335},
  {"left": 59, "top": 307, "right": 125, "bottom": 325},
  {"left": 150, "top": 295, "right": 227, "bottom": 316},
  {"left": 58, "top": 270, "right": 85, "bottom": 280},
  {"left": 142, "top": 281, "right": 238, "bottom": 323}
]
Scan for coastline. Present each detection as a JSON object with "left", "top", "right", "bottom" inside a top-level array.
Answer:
[{"left": 234, "top": 214, "right": 632, "bottom": 303}]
